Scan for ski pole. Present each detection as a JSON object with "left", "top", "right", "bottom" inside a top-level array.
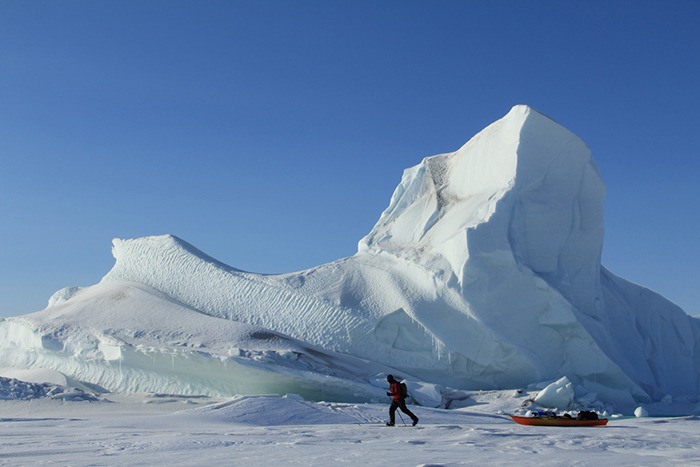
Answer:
[{"left": 397, "top": 410, "right": 407, "bottom": 427}]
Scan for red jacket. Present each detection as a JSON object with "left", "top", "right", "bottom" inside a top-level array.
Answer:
[{"left": 389, "top": 381, "right": 403, "bottom": 401}]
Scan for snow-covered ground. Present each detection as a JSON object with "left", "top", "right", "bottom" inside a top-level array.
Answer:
[{"left": 1, "top": 391, "right": 699, "bottom": 466}]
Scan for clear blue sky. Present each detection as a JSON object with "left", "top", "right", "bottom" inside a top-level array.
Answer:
[{"left": 1, "top": 0, "right": 698, "bottom": 317}]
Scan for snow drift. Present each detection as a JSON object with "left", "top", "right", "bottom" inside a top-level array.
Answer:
[{"left": 1, "top": 105, "right": 698, "bottom": 411}]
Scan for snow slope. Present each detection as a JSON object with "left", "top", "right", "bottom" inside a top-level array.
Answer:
[{"left": 1, "top": 105, "right": 698, "bottom": 412}]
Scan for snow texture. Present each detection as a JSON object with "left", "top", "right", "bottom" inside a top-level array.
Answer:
[
  {"left": 1, "top": 105, "right": 698, "bottom": 414},
  {"left": 1, "top": 393, "right": 700, "bottom": 466}
]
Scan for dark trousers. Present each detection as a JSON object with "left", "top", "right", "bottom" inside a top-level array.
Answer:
[{"left": 389, "top": 398, "right": 418, "bottom": 424}]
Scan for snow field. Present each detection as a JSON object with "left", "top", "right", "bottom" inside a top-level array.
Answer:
[{"left": 1, "top": 395, "right": 699, "bottom": 466}]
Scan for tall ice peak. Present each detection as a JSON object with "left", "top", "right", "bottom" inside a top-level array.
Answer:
[{"left": 359, "top": 105, "right": 604, "bottom": 313}]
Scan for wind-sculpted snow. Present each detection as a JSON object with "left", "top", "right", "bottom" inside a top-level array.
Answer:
[
  {"left": 0, "top": 280, "right": 398, "bottom": 400},
  {"left": 1, "top": 105, "right": 698, "bottom": 413}
]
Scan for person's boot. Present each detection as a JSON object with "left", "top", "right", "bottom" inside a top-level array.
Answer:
[
  {"left": 412, "top": 418, "right": 419, "bottom": 426},
  {"left": 386, "top": 421, "right": 395, "bottom": 426}
]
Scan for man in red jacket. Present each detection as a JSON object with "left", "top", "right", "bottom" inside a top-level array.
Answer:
[{"left": 386, "top": 374, "right": 419, "bottom": 426}]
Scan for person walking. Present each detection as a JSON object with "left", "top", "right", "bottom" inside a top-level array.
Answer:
[{"left": 386, "top": 374, "right": 419, "bottom": 426}]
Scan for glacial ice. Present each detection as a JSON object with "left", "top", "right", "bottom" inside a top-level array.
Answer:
[
  {"left": 1, "top": 105, "right": 698, "bottom": 412},
  {"left": 533, "top": 376, "right": 575, "bottom": 409}
]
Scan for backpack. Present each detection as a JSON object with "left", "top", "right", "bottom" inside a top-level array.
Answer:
[
  {"left": 577, "top": 410, "right": 598, "bottom": 420},
  {"left": 400, "top": 382, "right": 408, "bottom": 398}
]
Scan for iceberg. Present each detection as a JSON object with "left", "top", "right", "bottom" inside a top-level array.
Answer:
[{"left": 1, "top": 105, "right": 698, "bottom": 411}]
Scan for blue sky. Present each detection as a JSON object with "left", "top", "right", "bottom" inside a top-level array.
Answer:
[{"left": 1, "top": 0, "right": 698, "bottom": 316}]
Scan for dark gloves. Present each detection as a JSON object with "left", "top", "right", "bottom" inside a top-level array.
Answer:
[{"left": 386, "top": 392, "right": 392, "bottom": 396}]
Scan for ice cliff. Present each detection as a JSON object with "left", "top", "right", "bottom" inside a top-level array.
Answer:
[{"left": 1, "top": 105, "right": 698, "bottom": 410}]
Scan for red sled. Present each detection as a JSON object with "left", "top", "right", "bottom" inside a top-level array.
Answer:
[{"left": 510, "top": 415, "right": 608, "bottom": 427}]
